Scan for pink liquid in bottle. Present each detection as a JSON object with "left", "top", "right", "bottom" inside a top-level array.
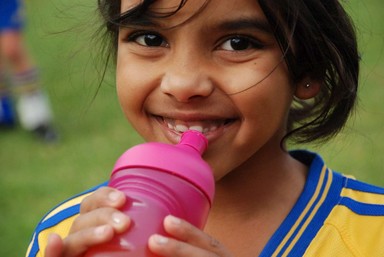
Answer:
[{"left": 85, "top": 130, "right": 215, "bottom": 257}]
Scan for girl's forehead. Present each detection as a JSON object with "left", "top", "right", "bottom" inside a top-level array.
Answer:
[
  {"left": 120, "top": 0, "right": 141, "bottom": 11},
  {"left": 120, "top": 0, "right": 267, "bottom": 27},
  {"left": 120, "top": 0, "right": 206, "bottom": 15}
]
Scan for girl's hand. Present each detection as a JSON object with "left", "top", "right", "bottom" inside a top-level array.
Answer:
[
  {"left": 44, "top": 187, "right": 131, "bottom": 257},
  {"left": 148, "top": 215, "right": 233, "bottom": 257}
]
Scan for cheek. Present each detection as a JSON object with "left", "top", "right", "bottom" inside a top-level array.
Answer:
[
  {"left": 116, "top": 57, "right": 151, "bottom": 123},
  {"left": 116, "top": 52, "right": 165, "bottom": 140},
  {"left": 217, "top": 55, "right": 284, "bottom": 95},
  {"left": 240, "top": 74, "right": 293, "bottom": 138},
  {"left": 116, "top": 65, "right": 134, "bottom": 119},
  {"left": 244, "top": 83, "right": 291, "bottom": 120}
]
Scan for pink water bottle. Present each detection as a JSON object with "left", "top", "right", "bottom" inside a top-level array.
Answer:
[{"left": 85, "top": 130, "right": 215, "bottom": 257}]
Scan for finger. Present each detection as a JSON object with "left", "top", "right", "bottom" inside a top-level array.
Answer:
[
  {"left": 164, "top": 216, "right": 220, "bottom": 249},
  {"left": 148, "top": 234, "right": 221, "bottom": 257},
  {"left": 70, "top": 208, "right": 131, "bottom": 234},
  {"left": 160, "top": 215, "right": 231, "bottom": 256},
  {"left": 80, "top": 187, "right": 126, "bottom": 214},
  {"left": 62, "top": 225, "right": 114, "bottom": 257},
  {"left": 44, "top": 233, "right": 63, "bottom": 257}
]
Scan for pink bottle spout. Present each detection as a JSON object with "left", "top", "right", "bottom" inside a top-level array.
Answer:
[{"left": 178, "top": 130, "right": 208, "bottom": 154}]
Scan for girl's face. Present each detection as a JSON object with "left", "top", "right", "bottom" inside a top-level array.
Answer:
[{"left": 117, "top": 0, "right": 295, "bottom": 179}]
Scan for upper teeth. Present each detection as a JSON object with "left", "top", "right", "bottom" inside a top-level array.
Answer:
[
  {"left": 189, "top": 125, "right": 204, "bottom": 132},
  {"left": 166, "top": 120, "right": 219, "bottom": 134},
  {"left": 175, "top": 124, "right": 193, "bottom": 132}
]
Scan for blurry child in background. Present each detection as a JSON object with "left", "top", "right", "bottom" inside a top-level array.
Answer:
[{"left": 0, "top": 0, "right": 57, "bottom": 142}]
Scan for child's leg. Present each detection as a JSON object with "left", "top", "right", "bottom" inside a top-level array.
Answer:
[
  {"left": 12, "top": 68, "right": 51, "bottom": 129},
  {"left": 12, "top": 67, "right": 58, "bottom": 141}
]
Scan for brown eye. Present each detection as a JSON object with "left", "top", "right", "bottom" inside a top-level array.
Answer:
[
  {"left": 220, "top": 36, "right": 264, "bottom": 51},
  {"left": 132, "top": 33, "right": 168, "bottom": 47}
]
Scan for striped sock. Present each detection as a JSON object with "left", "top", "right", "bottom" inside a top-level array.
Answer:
[
  {"left": 12, "top": 68, "right": 53, "bottom": 130},
  {"left": 12, "top": 68, "right": 40, "bottom": 94}
]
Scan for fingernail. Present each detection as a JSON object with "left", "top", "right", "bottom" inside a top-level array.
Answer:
[
  {"left": 112, "top": 212, "right": 127, "bottom": 226},
  {"left": 166, "top": 215, "right": 181, "bottom": 225},
  {"left": 153, "top": 234, "right": 169, "bottom": 245},
  {"left": 109, "top": 191, "right": 122, "bottom": 202}
]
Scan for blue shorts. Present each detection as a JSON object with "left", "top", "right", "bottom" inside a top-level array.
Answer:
[{"left": 0, "top": 0, "right": 25, "bottom": 32}]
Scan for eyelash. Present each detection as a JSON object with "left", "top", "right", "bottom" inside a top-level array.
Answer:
[
  {"left": 124, "top": 30, "right": 265, "bottom": 51},
  {"left": 125, "top": 31, "right": 168, "bottom": 47},
  {"left": 217, "top": 35, "right": 265, "bottom": 51}
]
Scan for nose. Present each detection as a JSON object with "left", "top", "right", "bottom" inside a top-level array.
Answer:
[{"left": 160, "top": 57, "right": 214, "bottom": 102}]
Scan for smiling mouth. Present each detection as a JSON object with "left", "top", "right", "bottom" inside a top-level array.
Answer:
[{"left": 156, "top": 116, "right": 236, "bottom": 135}]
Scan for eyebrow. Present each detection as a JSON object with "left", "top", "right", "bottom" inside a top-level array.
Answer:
[
  {"left": 118, "top": 15, "right": 158, "bottom": 28},
  {"left": 118, "top": 15, "right": 272, "bottom": 35},
  {"left": 214, "top": 17, "right": 272, "bottom": 34}
]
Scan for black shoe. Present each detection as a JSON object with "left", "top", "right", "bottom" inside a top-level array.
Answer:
[
  {"left": 0, "top": 122, "right": 16, "bottom": 130},
  {"left": 33, "top": 124, "right": 59, "bottom": 143}
]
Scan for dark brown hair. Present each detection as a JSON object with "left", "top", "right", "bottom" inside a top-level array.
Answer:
[{"left": 97, "top": 0, "right": 360, "bottom": 144}]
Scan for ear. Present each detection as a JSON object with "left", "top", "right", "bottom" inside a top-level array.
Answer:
[{"left": 294, "top": 77, "right": 321, "bottom": 100}]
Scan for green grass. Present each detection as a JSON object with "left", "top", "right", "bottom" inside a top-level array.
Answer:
[{"left": 1, "top": 0, "right": 384, "bottom": 256}]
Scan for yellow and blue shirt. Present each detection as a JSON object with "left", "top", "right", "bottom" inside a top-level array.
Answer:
[{"left": 26, "top": 151, "right": 384, "bottom": 256}]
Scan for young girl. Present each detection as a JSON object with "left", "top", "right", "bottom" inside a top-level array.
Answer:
[{"left": 26, "top": 0, "right": 384, "bottom": 256}]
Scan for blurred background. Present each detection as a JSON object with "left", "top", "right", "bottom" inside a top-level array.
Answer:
[{"left": 0, "top": 0, "right": 383, "bottom": 256}]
